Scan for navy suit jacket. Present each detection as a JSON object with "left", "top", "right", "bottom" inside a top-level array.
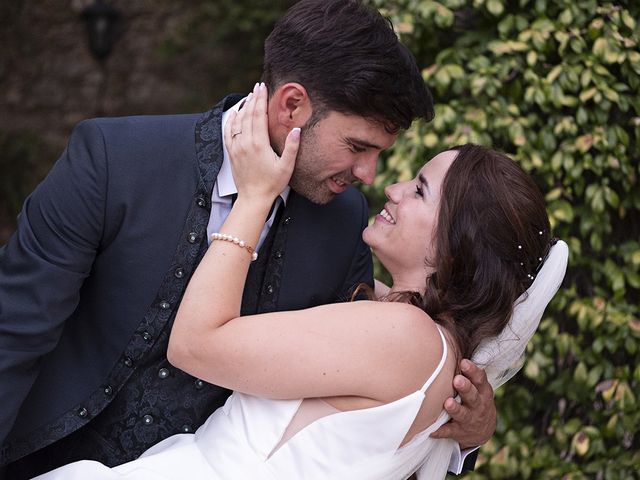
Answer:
[{"left": 0, "top": 95, "right": 373, "bottom": 465}]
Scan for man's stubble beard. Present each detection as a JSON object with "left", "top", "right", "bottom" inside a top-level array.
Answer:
[{"left": 288, "top": 123, "right": 336, "bottom": 205}]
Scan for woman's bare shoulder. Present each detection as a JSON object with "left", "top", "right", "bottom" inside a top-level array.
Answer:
[
  {"left": 333, "top": 300, "right": 440, "bottom": 335},
  {"left": 325, "top": 300, "right": 450, "bottom": 400}
]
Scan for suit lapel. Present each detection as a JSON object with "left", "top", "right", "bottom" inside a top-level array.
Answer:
[{"left": 194, "top": 94, "right": 244, "bottom": 198}]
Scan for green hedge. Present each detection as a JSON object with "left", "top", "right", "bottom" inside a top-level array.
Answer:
[{"left": 363, "top": 0, "right": 639, "bottom": 477}]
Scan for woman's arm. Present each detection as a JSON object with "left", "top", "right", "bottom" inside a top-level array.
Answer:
[{"left": 167, "top": 84, "right": 444, "bottom": 403}]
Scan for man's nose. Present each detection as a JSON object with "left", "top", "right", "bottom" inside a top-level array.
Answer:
[{"left": 352, "top": 155, "right": 378, "bottom": 185}]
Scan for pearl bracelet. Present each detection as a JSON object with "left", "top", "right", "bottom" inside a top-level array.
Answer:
[{"left": 210, "top": 233, "right": 258, "bottom": 261}]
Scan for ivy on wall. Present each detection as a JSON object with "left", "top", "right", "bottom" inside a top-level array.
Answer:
[{"left": 364, "top": 0, "right": 639, "bottom": 478}]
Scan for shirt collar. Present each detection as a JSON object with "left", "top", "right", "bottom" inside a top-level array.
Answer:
[{"left": 214, "top": 97, "right": 291, "bottom": 204}]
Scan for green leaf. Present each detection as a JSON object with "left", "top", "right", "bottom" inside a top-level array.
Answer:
[
  {"left": 547, "top": 65, "right": 563, "bottom": 83},
  {"left": 487, "top": 0, "right": 505, "bottom": 16},
  {"left": 434, "top": 67, "right": 451, "bottom": 86},
  {"left": 580, "top": 88, "right": 597, "bottom": 102},
  {"left": 621, "top": 10, "right": 636, "bottom": 30},
  {"left": 422, "top": 132, "right": 438, "bottom": 148},
  {"left": 545, "top": 187, "right": 562, "bottom": 201},
  {"left": 575, "top": 134, "right": 594, "bottom": 153},
  {"left": 551, "top": 200, "right": 574, "bottom": 222},
  {"left": 434, "top": 4, "right": 455, "bottom": 28},
  {"left": 559, "top": 8, "right": 573, "bottom": 26},
  {"left": 593, "top": 37, "right": 607, "bottom": 57},
  {"left": 626, "top": 270, "right": 640, "bottom": 289},
  {"left": 604, "top": 186, "right": 620, "bottom": 208},
  {"left": 574, "top": 362, "right": 588, "bottom": 383}
]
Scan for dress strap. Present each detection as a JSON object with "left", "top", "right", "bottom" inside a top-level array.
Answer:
[{"left": 419, "top": 325, "right": 448, "bottom": 394}]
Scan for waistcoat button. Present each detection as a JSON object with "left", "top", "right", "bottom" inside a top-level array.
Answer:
[
  {"left": 196, "top": 196, "right": 207, "bottom": 208},
  {"left": 158, "top": 368, "right": 170, "bottom": 379},
  {"left": 181, "top": 425, "right": 193, "bottom": 433},
  {"left": 159, "top": 301, "right": 171, "bottom": 310},
  {"left": 143, "top": 414, "right": 154, "bottom": 425},
  {"left": 104, "top": 385, "right": 113, "bottom": 396},
  {"left": 274, "top": 251, "right": 283, "bottom": 259},
  {"left": 142, "top": 331, "right": 153, "bottom": 342},
  {"left": 77, "top": 407, "right": 88, "bottom": 418},
  {"left": 265, "top": 284, "right": 274, "bottom": 295},
  {"left": 188, "top": 232, "right": 198, "bottom": 243},
  {"left": 194, "top": 379, "right": 204, "bottom": 389},
  {"left": 124, "top": 356, "right": 133, "bottom": 368},
  {"left": 283, "top": 216, "right": 292, "bottom": 225},
  {"left": 174, "top": 267, "right": 185, "bottom": 279}
]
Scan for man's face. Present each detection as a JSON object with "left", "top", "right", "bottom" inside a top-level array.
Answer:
[{"left": 289, "top": 111, "right": 397, "bottom": 204}]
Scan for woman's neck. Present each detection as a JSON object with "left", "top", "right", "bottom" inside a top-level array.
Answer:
[
  {"left": 389, "top": 273, "right": 426, "bottom": 297},
  {"left": 385, "top": 283, "right": 425, "bottom": 303}
]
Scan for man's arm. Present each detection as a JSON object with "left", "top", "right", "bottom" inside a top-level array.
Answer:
[{"left": 0, "top": 120, "right": 106, "bottom": 446}]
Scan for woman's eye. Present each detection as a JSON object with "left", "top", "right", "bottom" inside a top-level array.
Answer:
[{"left": 415, "top": 184, "right": 424, "bottom": 197}]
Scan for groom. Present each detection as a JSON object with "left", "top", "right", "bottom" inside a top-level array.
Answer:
[{"left": 0, "top": 1, "right": 495, "bottom": 477}]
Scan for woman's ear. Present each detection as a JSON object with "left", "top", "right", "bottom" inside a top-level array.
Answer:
[{"left": 270, "top": 82, "right": 313, "bottom": 129}]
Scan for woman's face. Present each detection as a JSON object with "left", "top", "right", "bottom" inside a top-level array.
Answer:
[{"left": 363, "top": 150, "right": 457, "bottom": 287}]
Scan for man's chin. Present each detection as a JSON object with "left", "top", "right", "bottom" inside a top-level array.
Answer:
[{"left": 290, "top": 182, "right": 336, "bottom": 205}]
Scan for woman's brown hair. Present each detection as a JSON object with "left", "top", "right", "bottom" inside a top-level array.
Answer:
[{"left": 379, "top": 145, "right": 553, "bottom": 360}]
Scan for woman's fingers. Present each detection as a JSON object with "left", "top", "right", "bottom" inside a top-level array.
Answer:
[
  {"left": 227, "top": 82, "right": 266, "bottom": 149},
  {"left": 235, "top": 88, "right": 252, "bottom": 138},
  {"left": 226, "top": 82, "right": 296, "bottom": 200},
  {"left": 253, "top": 83, "right": 269, "bottom": 143},
  {"left": 224, "top": 110, "right": 238, "bottom": 147},
  {"left": 281, "top": 128, "right": 301, "bottom": 171},
  {"left": 241, "top": 83, "right": 260, "bottom": 138}
]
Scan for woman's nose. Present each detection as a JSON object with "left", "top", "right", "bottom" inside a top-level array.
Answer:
[{"left": 384, "top": 181, "right": 405, "bottom": 203}]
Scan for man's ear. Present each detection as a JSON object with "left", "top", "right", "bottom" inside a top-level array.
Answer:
[{"left": 269, "top": 82, "right": 313, "bottom": 129}]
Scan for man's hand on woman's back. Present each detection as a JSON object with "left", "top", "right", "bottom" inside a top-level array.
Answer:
[{"left": 430, "top": 359, "right": 496, "bottom": 449}]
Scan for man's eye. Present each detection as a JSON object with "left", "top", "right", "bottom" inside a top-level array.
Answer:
[
  {"left": 415, "top": 184, "right": 424, "bottom": 197},
  {"left": 350, "top": 144, "right": 366, "bottom": 153}
]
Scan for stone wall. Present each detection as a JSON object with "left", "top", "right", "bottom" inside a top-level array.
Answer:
[
  {"left": 0, "top": 0, "right": 293, "bottom": 242},
  {"left": 2, "top": 0, "right": 225, "bottom": 151}
]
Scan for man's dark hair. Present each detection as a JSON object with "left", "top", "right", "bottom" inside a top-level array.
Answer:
[{"left": 262, "top": 0, "right": 434, "bottom": 132}]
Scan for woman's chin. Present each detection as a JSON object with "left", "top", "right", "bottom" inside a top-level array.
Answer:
[
  {"left": 362, "top": 230, "right": 386, "bottom": 264},
  {"left": 362, "top": 226, "right": 379, "bottom": 249}
]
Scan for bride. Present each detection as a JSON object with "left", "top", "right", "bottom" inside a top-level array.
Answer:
[{"left": 35, "top": 84, "right": 566, "bottom": 479}]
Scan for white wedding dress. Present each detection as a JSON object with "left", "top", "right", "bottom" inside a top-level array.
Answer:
[
  {"left": 36, "top": 328, "right": 455, "bottom": 480},
  {"left": 36, "top": 241, "right": 568, "bottom": 480}
]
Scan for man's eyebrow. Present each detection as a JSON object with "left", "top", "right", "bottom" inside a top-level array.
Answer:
[
  {"left": 418, "top": 173, "right": 430, "bottom": 193},
  {"left": 344, "top": 137, "right": 383, "bottom": 150}
]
